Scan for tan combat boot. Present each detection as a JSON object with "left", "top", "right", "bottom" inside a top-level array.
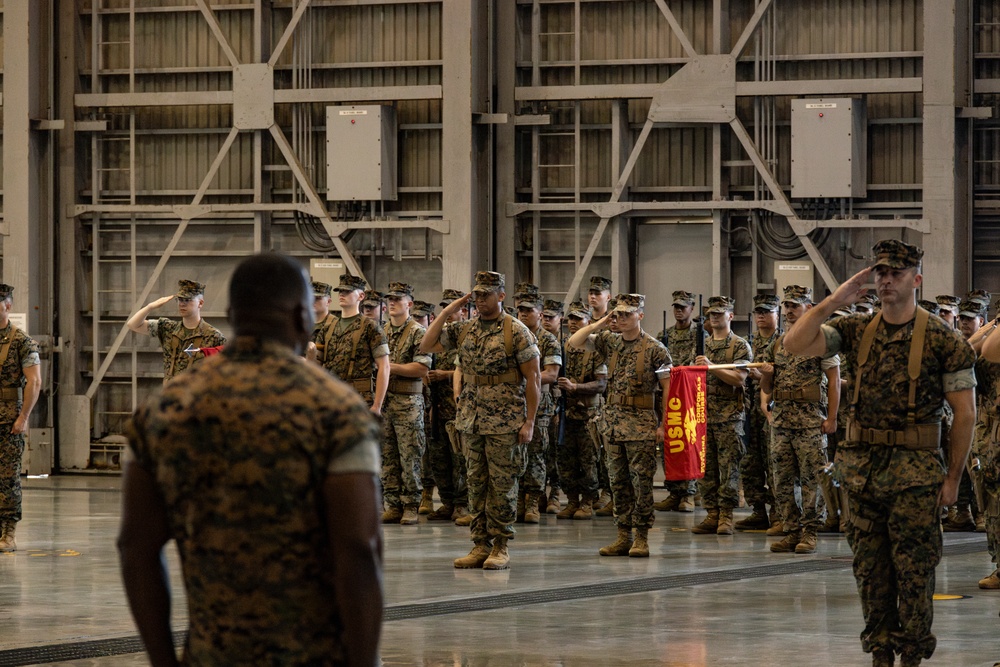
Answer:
[
  {"left": 795, "top": 530, "right": 818, "bottom": 554},
  {"left": 557, "top": 494, "right": 580, "bottom": 520},
  {"left": 978, "top": 568, "right": 1000, "bottom": 589},
  {"left": 599, "top": 527, "right": 633, "bottom": 556},
  {"left": 418, "top": 487, "right": 435, "bottom": 515},
  {"left": 765, "top": 521, "right": 788, "bottom": 536},
  {"left": 735, "top": 505, "right": 770, "bottom": 530},
  {"left": 691, "top": 509, "right": 720, "bottom": 534},
  {"left": 653, "top": 495, "right": 679, "bottom": 512},
  {"left": 546, "top": 491, "right": 562, "bottom": 514},
  {"left": 770, "top": 530, "right": 802, "bottom": 553},
  {"left": 523, "top": 493, "right": 541, "bottom": 524},
  {"left": 595, "top": 498, "right": 616, "bottom": 517},
  {"left": 677, "top": 495, "right": 695, "bottom": 513},
  {"left": 381, "top": 506, "right": 403, "bottom": 524},
  {"left": 451, "top": 505, "right": 470, "bottom": 522},
  {"left": 483, "top": 537, "right": 510, "bottom": 570},
  {"left": 716, "top": 508, "right": 735, "bottom": 535},
  {"left": 400, "top": 505, "right": 420, "bottom": 525},
  {"left": 593, "top": 490, "right": 612, "bottom": 511},
  {"left": 428, "top": 504, "right": 455, "bottom": 521},
  {"left": 944, "top": 507, "right": 976, "bottom": 532},
  {"left": 629, "top": 528, "right": 650, "bottom": 558},
  {"left": 573, "top": 498, "right": 594, "bottom": 520},
  {"left": 453, "top": 507, "right": 473, "bottom": 526},
  {"left": 454, "top": 542, "right": 492, "bottom": 568},
  {"left": 0, "top": 520, "right": 16, "bottom": 553}
]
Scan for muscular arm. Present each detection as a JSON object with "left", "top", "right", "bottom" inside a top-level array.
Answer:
[
  {"left": 567, "top": 318, "right": 608, "bottom": 349},
  {"left": 390, "top": 361, "right": 429, "bottom": 379},
  {"left": 12, "top": 364, "right": 41, "bottom": 435},
  {"left": 372, "top": 355, "right": 390, "bottom": 415},
  {"left": 323, "top": 472, "right": 384, "bottom": 667},
  {"left": 940, "top": 387, "right": 976, "bottom": 506},
  {"left": 540, "top": 363, "right": 560, "bottom": 386},
  {"left": 981, "top": 319, "right": 1000, "bottom": 363},
  {"left": 519, "top": 357, "right": 541, "bottom": 444},
  {"left": 785, "top": 267, "right": 872, "bottom": 356},
  {"left": 560, "top": 375, "right": 607, "bottom": 396},
  {"left": 822, "top": 365, "right": 840, "bottom": 434},
  {"left": 117, "top": 460, "right": 178, "bottom": 667},
  {"left": 968, "top": 319, "right": 997, "bottom": 355},
  {"left": 126, "top": 296, "right": 175, "bottom": 336},
  {"left": 419, "top": 294, "right": 472, "bottom": 354}
]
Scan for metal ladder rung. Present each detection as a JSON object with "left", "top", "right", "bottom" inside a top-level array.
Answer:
[
  {"left": 539, "top": 32, "right": 575, "bottom": 37},
  {"left": 539, "top": 164, "right": 575, "bottom": 168},
  {"left": 95, "top": 259, "right": 131, "bottom": 264}
]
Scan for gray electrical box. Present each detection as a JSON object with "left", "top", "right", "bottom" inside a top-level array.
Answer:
[
  {"left": 791, "top": 98, "right": 867, "bottom": 199},
  {"left": 326, "top": 105, "right": 398, "bottom": 201}
]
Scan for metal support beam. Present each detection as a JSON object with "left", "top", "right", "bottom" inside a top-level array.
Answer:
[
  {"left": 730, "top": 0, "right": 773, "bottom": 59},
  {"left": 195, "top": 0, "right": 241, "bottom": 67},
  {"left": 494, "top": 0, "right": 519, "bottom": 283},
  {"left": 653, "top": 0, "right": 698, "bottom": 59},
  {"left": 268, "top": 0, "right": 311, "bottom": 67},
  {"left": 192, "top": 127, "right": 240, "bottom": 206}
]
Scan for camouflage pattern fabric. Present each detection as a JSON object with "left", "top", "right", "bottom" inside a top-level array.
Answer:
[
  {"left": 743, "top": 329, "right": 779, "bottom": 509},
  {"left": 441, "top": 313, "right": 539, "bottom": 435},
  {"left": 705, "top": 333, "right": 752, "bottom": 424},
  {"left": 593, "top": 331, "right": 670, "bottom": 530},
  {"left": 665, "top": 323, "right": 706, "bottom": 366},
  {"left": 764, "top": 335, "right": 837, "bottom": 429},
  {"left": 0, "top": 325, "right": 39, "bottom": 522},
  {"left": 770, "top": 426, "right": 828, "bottom": 532},
  {"left": 148, "top": 317, "right": 226, "bottom": 381},
  {"left": 847, "top": 484, "right": 942, "bottom": 662},
  {"left": 428, "top": 347, "right": 467, "bottom": 507},
  {"left": 313, "top": 314, "right": 389, "bottom": 405},
  {"left": 559, "top": 344, "right": 606, "bottom": 500},
  {"left": 521, "top": 327, "right": 561, "bottom": 494},
  {"left": 465, "top": 433, "right": 526, "bottom": 541},
  {"left": 127, "top": 336, "right": 381, "bottom": 666},
  {"left": 822, "top": 311, "right": 976, "bottom": 662},
  {"left": 381, "top": 318, "right": 431, "bottom": 509}
]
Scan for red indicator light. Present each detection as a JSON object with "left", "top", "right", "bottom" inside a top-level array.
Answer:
[
  {"left": 351, "top": 119, "right": 356, "bottom": 124},
  {"left": 818, "top": 113, "right": 824, "bottom": 118}
]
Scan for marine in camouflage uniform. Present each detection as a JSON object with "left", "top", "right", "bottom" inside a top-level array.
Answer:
[
  {"left": 556, "top": 301, "right": 607, "bottom": 520},
  {"left": 127, "top": 279, "right": 227, "bottom": 383},
  {"left": 654, "top": 290, "right": 706, "bottom": 512},
  {"left": 380, "top": 282, "right": 432, "bottom": 525},
  {"left": 515, "top": 288, "right": 562, "bottom": 522},
  {"left": 542, "top": 298, "right": 566, "bottom": 512},
  {"left": 760, "top": 286, "right": 840, "bottom": 554},
  {"left": 784, "top": 240, "right": 977, "bottom": 666},
  {"left": 0, "top": 285, "right": 41, "bottom": 552},
  {"left": 421, "top": 271, "right": 541, "bottom": 570},
  {"left": 572, "top": 294, "right": 670, "bottom": 558},
  {"left": 822, "top": 303, "right": 856, "bottom": 533},
  {"left": 424, "top": 290, "right": 470, "bottom": 522},
  {"left": 313, "top": 275, "right": 390, "bottom": 410},
  {"left": 972, "top": 318, "right": 1000, "bottom": 587},
  {"left": 411, "top": 300, "right": 437, "bottom": 514},
  {"left": 738, "top": 294, "right": 781, "bottom": 530},
  {"left": 691, "top": 295, "right": 752, "bottom": 536},
  {"left": 122, "top": 255, "right": 383, "bottom": 666}
]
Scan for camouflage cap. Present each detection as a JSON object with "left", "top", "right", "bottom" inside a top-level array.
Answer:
[
  {"left": 608, "top": 297, "right": 618, "bottom": 311},
  {"left": 753, "top": 294, "right": 780, "bottom": 312},
  {"left": 855, "top": 293, "right": 880, "bottom": 308},
  {"left": 613, "top": 293, "right": 645, "bottom": 313},
  {"left": 386, "top": 281, "right": 414, "bottom": 299},
  {"left": 936, "top": 294, "right": 961, "bottom": 315},
  {"left": 517, "top": 294, "right": 543, "bottom": 309},
  {"left": 965, "top": 289, "right": 992, "bottom": 311},
  {"left": 832, "top": 305, "right": 855, "bottom": 318},
  {"left": 513, "top": 282, "right": 540, "bottom": 299},
  {"left": 589, "top": 276, "right": 613, "bottom": 293},
  {"left": 472, "top": 271, "right": 505, "bottom": 293},
  {"left": 335, "top": 274, "right": 367, "bottom": 293},
  {"left": 959, "top": 299, "right": 986, "bottom": 319},
  {"left": 671, "top": 290, "right": 696, "bottom": 306},
  {"left": 918, "top": 299, "right": 940, "bottom": 315},
  {"left": 362, "top": 289, "right": 384, "bottom": 306},
  {"left": 871, "top": 239, "right": 923, "bottom": 270},
  {"left": 0, "top": 284, "right": 13, "bottom": 300},
  {"left": 566, "top": 300, "right": 591, "bottom": 319},
  {"left": 311, "top": 279, "right": 333, "bottom": 298},
  {"left": 542, "top": 298, "right": 564, "bottom": 317},
  {"left": 782, "top": 285, "right": 813, "bottom": 305},
  {"left": 707, "top": 295, "right": 736, "bottom": 314},
  {"left": 504, "top": 305, "right": 517, "bottom": 316},
  {"left": 176, "top": 279, "right": 205, "bottom": 299},
  {"left": 411, "top": 300, "right": 434, "bottom": 318},
  {"left": 440, "top": 288, "right": 465, "bottom": 306}
]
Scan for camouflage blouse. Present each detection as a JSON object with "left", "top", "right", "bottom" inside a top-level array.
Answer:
[
  {"left": 532, "top": 326, "right": 563, "bottom": 419},
  {"left": 128, "top": 337, "right": 381, "bottom": 665},
  {"left": 762, "top": 334, "right": 839, "bottom": 429},
  {"left": 0, "top": 325, "right": 40, "bottom": 423},
  {"left": 562, "top": 342, "right": 607, "bottom": 421},
  {"left": 441, "top": 313, "right": 540, "bottom": 436},
  {"left": 705, "top": 332, "right": 752, "bottom": 424},
  {"left": 665, "top": 323, "right": 707, "bottom": 367},
  {"left": 593, "top": 330, "right": 670, "bottom": 441},
  {"left": 313, "top": 313, "right": 389, "bottom": 382},
  {"left": 148, "top": 317, "right": 226, "bottom": 381}
]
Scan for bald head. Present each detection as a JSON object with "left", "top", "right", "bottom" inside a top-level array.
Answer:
[{"left": 228, "top": 253, "right": 313, "bottom": 348}]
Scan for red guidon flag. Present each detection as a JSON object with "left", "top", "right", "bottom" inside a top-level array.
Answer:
[{"left": 662, "top": 366, "right": 707, "bottom": 481}]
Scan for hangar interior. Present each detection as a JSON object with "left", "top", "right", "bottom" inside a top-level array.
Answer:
[{"left": 0, "top": 0, "right": 996, "bottom": 473}]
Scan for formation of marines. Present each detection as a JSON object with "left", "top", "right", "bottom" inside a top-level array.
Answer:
[{"left": 79, "top": 236, "right": 994, "bottom": 666}]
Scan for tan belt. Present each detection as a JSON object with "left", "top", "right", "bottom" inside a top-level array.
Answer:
[
  {"left": 541, "top": 385, "right": 551, "bottom": 394},
  {"left": 463, "top": 370, "right": 522, "bottom": 386},
  {"left": 388, "top": 378, "right": 423, "bottom": 395},
  {"left": 846, "top": 420, "right": 941, "bottom": 451},
  {"left": 0, "top": 387, "right": 20, "bottom": 401},
  {"left": 572, "top": 395, "right": 601, "bottom": 408},
  {"left": 773, "top": 385, "right": 822, "bottom": 402},
  {"left": 607, "top": 394, "right": 655, "bottom": 410},
  {"left": 347, "top": 378, "right": 372, "bottom": 393}
]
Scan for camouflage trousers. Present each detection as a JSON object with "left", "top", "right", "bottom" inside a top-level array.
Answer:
[
  {"left": 421, "top": 406, "right": 434, "bottom": 488},
  {"left": 428, "top": 420, "right": 468, "bottom": 508},
  {"left": 847, "top": 484, "right": 941, "bottom": 661},
  {"left": 557, "top": 416, "right": 600, "bottom": 500},
  {"left": 465, "top": 432, "right": 527, "bottom": 542},
  {"left": 770, "top": 425, "right": 827, "bottom": 532},
  {"left": 981, "top": 435, "right": 1000, "bottom": 562},
  {"left": 588, "top": 415, "right": 611, "bottom": 491},
  {"left": 743, "top": 403, "right": 776, "bottom": 510},
  {"left": 546, "top": 416, "right": 561, "bottom": 493},
  {"left": 380, "top": 393, "right": 426, "bottom": 509},
  {"left": 0, "top": 429, "right": 24, "bottom": 522},
  {"left": 698, "top": 420, "right": 746, "bottom": 510},
  {"left": 606, "top": 437, "right": 657, "bottom": 530},
  {"left": 520, "top": 416, "right": 551, "bottom": 495}
]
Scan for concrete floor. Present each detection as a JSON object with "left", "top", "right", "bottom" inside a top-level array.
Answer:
[{"left": 0, "top": 476, "right": 997, "bottom": 667}]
